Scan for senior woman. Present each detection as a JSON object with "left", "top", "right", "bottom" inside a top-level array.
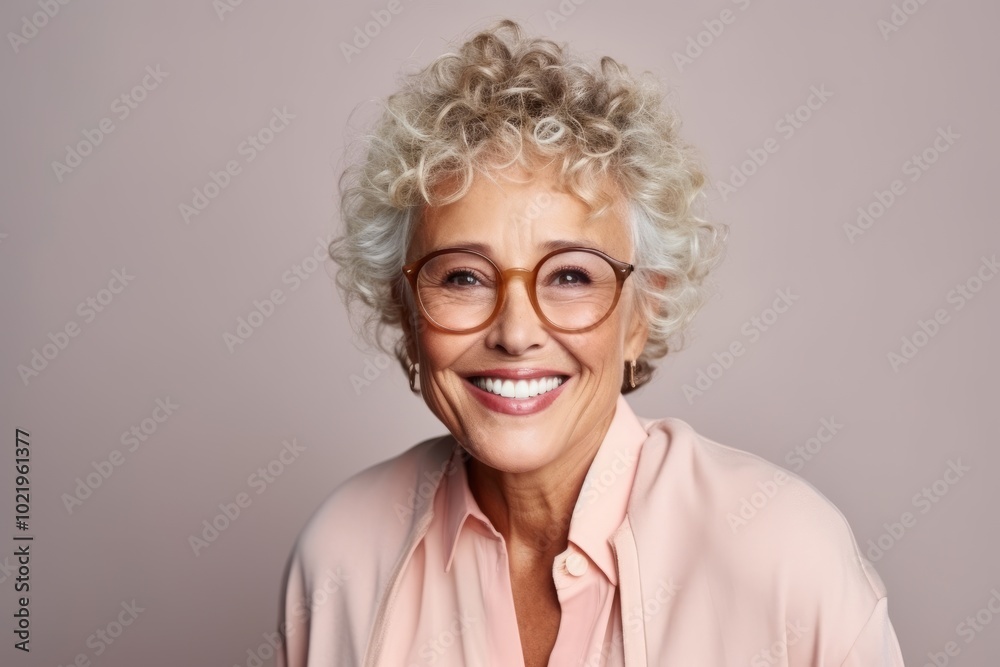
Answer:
[{"left": 277, "top": 20, "right": 904, "bottom": 667}]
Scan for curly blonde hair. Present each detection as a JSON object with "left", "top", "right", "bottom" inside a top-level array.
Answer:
[{"left": 329, "top": 19, "right": 728, "bottom": 392}]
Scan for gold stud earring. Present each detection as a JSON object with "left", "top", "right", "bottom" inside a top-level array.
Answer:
[{"left": 626, "top": 359, "right": 637, "bottom": 390}]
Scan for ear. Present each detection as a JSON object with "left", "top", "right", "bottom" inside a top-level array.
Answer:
[
  {"left": 624, "top": 272, "right": 666, "bottom": 360},
  {"left": 624, "top": 306, "right": 651, "bottom": 362},
  {"left": 401, "top": 317, "right": 418, "bottom": 365},
  {"left": 648, "top": 272, "right": 668, "bottom": 292},
  {"left": 395, "top": 283, "right": 420, "bottom": 364}
]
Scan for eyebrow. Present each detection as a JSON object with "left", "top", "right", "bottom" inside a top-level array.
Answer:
[{"left": 433, "top": 239, "right": 603, "bottom": 255}]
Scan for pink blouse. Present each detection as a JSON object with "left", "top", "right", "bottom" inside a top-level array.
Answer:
[
  {"left": 378, "top": 392, "right": 648, "bottom": 666},
  {"left": 277, "top": 395, "right": 906, "bottom": 666}
]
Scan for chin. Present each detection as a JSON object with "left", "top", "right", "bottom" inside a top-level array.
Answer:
[{"left": 460, "top": 431, "right": 565, "bottom": 475}]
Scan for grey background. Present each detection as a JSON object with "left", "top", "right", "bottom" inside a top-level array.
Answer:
[{"left": 1, "top": 0, "right": 997, "bottom": 665}]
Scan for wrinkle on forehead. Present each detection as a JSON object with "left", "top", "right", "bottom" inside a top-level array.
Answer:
[{"left": 410, "top": 161, "right": 632, "bottom": 267}]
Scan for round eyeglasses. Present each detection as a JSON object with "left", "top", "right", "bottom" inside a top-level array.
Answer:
[{"left": 401, "top": 247, "right": 635, "bottom": 334}]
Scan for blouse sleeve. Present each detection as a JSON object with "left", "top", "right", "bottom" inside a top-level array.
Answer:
[
  {"left": 276, "top": 548, "right": 310, "bottom": 667},
  {"left": 838, "top": 597, "right": 906, "bottom": 666}
]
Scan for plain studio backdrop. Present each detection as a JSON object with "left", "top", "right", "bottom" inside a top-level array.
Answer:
[{"left": 1, "top": 0, "right": 998, "bottom": 665}]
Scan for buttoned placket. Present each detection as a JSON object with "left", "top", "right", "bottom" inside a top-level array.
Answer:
[
  {"left": 548, "top": 544, "right": 615, "bottom": 666},
  {"left": 459, "top": 519, "right": 613, "bottom": 667}
]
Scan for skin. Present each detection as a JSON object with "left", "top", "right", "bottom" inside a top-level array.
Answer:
[{"left": 400, "top": 160, "right": 651, "bottom": 666}]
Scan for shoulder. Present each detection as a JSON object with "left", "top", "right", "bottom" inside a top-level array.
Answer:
[
  {"left": 281, "top": 433, "right": 455, "bottom": 647},
  {"left": 291, "top": 433, "right": 456, "bottom": 577},
  {"left": 633, "top": 416, "right": 887, "bottom": 604},
  {"left": 276, "top": 434, "right": 456, "bottom": 665}
]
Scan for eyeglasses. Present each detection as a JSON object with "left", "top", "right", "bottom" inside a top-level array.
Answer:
[{"left": 401, "top": 247, "right": 635, "bottom": 334}]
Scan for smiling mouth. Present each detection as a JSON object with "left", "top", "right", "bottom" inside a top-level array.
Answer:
[{"left": 468, "top": 376, "right": 568, "bottom": 399}]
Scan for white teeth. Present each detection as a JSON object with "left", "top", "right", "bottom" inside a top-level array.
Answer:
[
  {"left": 471, "top": 375, "right": 565, "bottom": 399},
  {"left": 515, "top": 380, "right": 529, "bottom": 398}
]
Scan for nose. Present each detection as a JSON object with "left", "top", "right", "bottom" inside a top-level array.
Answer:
[{"left": 484, "top": 268, "right": 549, "bottom": 355}]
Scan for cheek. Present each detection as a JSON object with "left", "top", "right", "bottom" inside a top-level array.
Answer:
[
  {"left": 566, "top": 333, "right": 625, "bottom": 381},
  {"left": 593, "top": 335, "right": 628, "bottom": 393},
  {"left": 415, "top": 337, "right": 465, "bottom": 414},
  {"left": 586, "top": 318, "right": 629, "bottom": 360},
  {"left": 416, "top": 332, "right": 474, "bottom": 376}
]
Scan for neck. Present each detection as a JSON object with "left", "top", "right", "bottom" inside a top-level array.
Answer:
[{"left": 465, "top": 409, "right": 616, "bottom": 561}]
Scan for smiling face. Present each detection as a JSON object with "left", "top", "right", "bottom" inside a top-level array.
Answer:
[{"left": 400, "top": 161, "right": 650, "bottom": 477}]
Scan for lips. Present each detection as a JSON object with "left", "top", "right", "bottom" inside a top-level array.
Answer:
[{"left": 463, "top": 370, "right": 571, "bottom": 415}]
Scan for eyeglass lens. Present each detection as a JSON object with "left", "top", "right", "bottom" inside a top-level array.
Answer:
[{"left": 414, "top": 250, "right": 620, "bottom": 331}]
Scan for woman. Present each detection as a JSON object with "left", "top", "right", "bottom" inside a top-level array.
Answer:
[{"left": 277, "top": 20, "right": 905, "bottom": 666}]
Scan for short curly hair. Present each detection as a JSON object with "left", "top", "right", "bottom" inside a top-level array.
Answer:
[{"left": 329, "top": 18, "right": 727, "bottom": 393}]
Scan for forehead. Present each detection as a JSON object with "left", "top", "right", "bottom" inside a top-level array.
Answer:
[{"left": 409, "top": 162, "right": 631, "bottom": 264}]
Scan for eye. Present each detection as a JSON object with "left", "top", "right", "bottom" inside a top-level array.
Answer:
[
  {"left": 548, "top": 267, "right": 593, "bottom": 286},
  {"left": 443, "top": 269, "right": 487, "bottom": 287}
]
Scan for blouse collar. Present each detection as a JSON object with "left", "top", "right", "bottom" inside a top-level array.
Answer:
[{"left": 441, "top": 394, "right": 650, "bottom": 585}]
